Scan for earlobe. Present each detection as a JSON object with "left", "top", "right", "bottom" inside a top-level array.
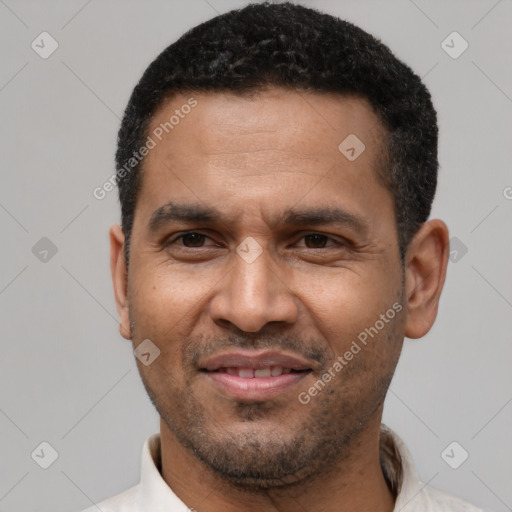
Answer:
[
  {"left": 109, "top": 224, "right": 131, "bottom": 340},
  {"left": 404, "top": 219, "right": 450, "bottom": 339}
]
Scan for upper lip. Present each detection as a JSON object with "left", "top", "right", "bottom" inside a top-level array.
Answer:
[{"left": 200, "top": 350, "right": 314, "bottom": 371}]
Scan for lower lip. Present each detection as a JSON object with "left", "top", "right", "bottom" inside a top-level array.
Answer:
[{"left": 203, "top": 371, "right": 309, "bottom": 401}]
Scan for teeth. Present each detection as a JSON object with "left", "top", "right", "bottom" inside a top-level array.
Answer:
[
  {"left": 219, "top": 366, "right": 291, "bottom": 378},
  {"left": 271, "top": 366, "right": 283, "bottom": 376},
  {"left": 254, "top": 368, "right": 271, "bottom": 378}
]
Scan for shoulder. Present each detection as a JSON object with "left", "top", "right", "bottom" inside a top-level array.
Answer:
[
  {"left": 380, "top": 425, "right": 488, "bottom": 512},
  {"left": 77, "top": 484, "right": 139, "bottom": 512},
  {"left": 419, "top": 483, "right": 488, "bottom": 512}
]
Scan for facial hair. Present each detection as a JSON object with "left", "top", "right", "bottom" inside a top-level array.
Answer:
[{"left": 132, "top": 301, "right": 404, "bottom": 490}]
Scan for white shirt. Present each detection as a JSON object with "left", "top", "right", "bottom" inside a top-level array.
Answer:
[{"left": 79, "top": 424, "right": 486, "bottom": 512}]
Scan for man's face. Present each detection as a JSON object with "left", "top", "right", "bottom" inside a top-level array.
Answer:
[{"left": 120, "top": 88, "right": 406, "bottom": 486}]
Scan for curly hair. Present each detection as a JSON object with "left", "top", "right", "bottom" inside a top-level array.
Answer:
[{"left": 116, "top": 1, "right": 438, "bottom": 265}]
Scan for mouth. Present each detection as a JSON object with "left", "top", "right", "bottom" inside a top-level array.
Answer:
[{"left": 199, "top": 350, "right": 314, "bottom": 401}]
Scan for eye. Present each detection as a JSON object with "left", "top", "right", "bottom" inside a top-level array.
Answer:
[
  {"left": 166, "top": 232, "right": 217, "bottom": 248},
  {"left": 164, "top": 232, "right": 344, "bottom": 251},
  {"left": 295, "top": 233, "right": 340, "bottom": 249}
]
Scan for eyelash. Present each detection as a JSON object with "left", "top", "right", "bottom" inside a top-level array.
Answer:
[{"left": 164, "top": 231, "right": 345, "bottom": 249}]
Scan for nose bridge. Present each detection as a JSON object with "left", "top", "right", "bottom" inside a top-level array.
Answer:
[
  {"left": 209, "top": 241, "right": 298, "bottom": 332},
  {"left": 233, "top": 247, "right": 275, "bottom": 307}
]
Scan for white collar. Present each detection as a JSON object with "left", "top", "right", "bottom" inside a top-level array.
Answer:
[{"left": 136, "top": 423, "right": 424, "bottom": 511}]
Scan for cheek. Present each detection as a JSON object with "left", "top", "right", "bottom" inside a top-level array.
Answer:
[
  {"left": 129, "top": 265, "right": 212, "bottom": 324},
  {"left": 297, "top": 265, "right": 401, "bottom": 348},
  {"left": 128, "top": 266, "right": 223, "bottom": 374}
]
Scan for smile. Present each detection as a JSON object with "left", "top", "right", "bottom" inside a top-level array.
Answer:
[
  {"left": 213, "top": 366, "right": 298, "bottom": 378},
  {"left": 199, "top": 350, "right": 313, "bottom": 400}
]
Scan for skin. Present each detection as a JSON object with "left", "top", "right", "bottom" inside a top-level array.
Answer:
[{"left": 110, "top": 88, "right": 449, "bottom": 512}]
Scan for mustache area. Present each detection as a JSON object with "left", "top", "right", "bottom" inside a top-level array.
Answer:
[{"left": 183, "top": 331, "right": 329, "bottom": 370}]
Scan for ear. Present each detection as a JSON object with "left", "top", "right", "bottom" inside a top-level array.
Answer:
[
  {"left": 404, "top": 219, "right": 450, "bottom": 339},
  {"left": 110, "top": 224, "right": 131, "bottom": 340}
]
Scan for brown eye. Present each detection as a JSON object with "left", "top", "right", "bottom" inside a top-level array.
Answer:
[
  {"left": 303, "top": 234, "right": 328, "bottom": 248},
  {"left": 166, "top": 232, "right": 215, "bottom": 249},
  {"left": 180, "top": 233, "right": 207, "bottom": 247}
]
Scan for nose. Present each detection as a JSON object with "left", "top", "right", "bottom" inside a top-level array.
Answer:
[{"left": 209, "top": 247, "right": 299, "bottom": 333}]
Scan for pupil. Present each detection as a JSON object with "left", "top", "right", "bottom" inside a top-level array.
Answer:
[
  {"left": 306, "top": 234, "right": 326, "bottom": 248},
  {"left": 184, "top": 233, "right": 204, "bottom": 247}
]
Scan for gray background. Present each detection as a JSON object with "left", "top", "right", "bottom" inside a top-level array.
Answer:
[{"left": 0, "top": 0, "right": 511, "bottom": 511}]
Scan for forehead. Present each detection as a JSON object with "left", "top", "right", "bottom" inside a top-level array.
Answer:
[
  {"left": 146, "top": 88, "right": 386, "bottom": 161},
  {"left": 136, "top": 88, "right": 392, "bottom": 233}
]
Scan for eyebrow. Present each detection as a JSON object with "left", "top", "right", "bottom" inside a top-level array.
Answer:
[{"left": 148, "top": 201, "right": 369, "bottom": 236}]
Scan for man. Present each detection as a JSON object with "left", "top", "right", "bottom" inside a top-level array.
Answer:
[{"left": 83, "top": 2, "right": 485, "bottom": 511}]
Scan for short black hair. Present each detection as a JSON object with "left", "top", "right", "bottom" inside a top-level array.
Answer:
[{"left": 115, "top": 1, "right": 438, "bottom": 266}]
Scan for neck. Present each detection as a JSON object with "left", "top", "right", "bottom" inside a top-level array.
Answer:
[{"left": 159, "top": 415, "right": 396, "bottom": 512}]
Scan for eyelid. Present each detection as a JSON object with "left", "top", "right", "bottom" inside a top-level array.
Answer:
[
  {"left": 165, "top": 230, "right": 347, "bottom": 248},
  {"left": 293, "top": 232, "right": 344, "bottom": 247},
  {"left": 165, "top": 231, "right": 218, "bottom": 247}
]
